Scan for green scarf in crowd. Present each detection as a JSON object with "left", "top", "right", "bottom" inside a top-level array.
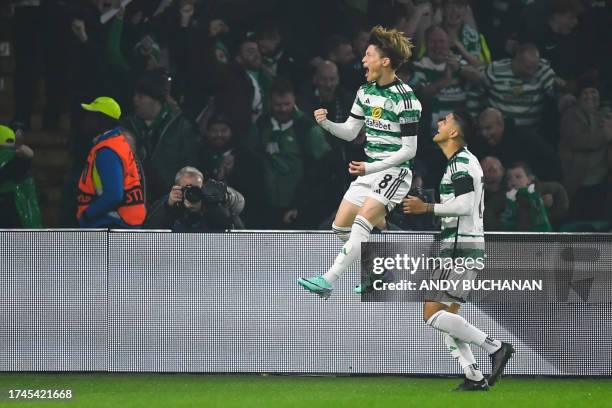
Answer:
[{"left": 0, "top": 149, "right": 43, "bottom": 228}]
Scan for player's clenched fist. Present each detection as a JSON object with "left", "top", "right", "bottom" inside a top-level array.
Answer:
[
  {"left": 348, "top": 161, "right": 366, "bottom": 176},
  {"left": 314, "top": 109, "right": 328, "bottom": 123},
  {"left": 402, "top": 195, "right": 430, "bottom": 214}
]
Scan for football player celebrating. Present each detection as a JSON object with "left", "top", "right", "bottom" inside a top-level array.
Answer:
[
  {"left": 403, "top": 111, "right": 514, "bottom": 391},
  {"left": 298, "top": 26, "right": 421, "bottom": 298}
]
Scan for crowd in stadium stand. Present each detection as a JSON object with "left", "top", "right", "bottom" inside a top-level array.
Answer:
[{"left": 1, "top": 0, "right": 611, "bottom": 232}]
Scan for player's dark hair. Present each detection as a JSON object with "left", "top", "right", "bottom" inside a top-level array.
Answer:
[
  {"left": 451, "top": 110, "right": 474, "bottom": 141},
  {"left": 368, "top": 26, "right": 414, "bottom": 70},
  {"left": 508, "top": 161, "right": 534, "bottom": 177},
  {"left": 270, "top": 77, "right": 294, "bottom": 97}
]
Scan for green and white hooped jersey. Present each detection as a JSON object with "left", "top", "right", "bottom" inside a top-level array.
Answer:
[
  {"left": 438, "top": 147, "right": 485, "bottom": 258},
  {"left": 350, "top": 79, "right": 422, "bottom": 168},
  {"left": 484, "top": 58, "right": 556, "bottom": 126},
  {"left": 410, "top": 57, "right": 467, "bottom": 130}
]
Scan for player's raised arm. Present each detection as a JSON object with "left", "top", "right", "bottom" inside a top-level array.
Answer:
[{"left": 314, "top": 93, "right": 365, "bottom": 141}]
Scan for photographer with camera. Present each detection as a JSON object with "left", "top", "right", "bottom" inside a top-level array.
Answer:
[{"left": 145, "top": 166, "right": 244, "bottom": 232}]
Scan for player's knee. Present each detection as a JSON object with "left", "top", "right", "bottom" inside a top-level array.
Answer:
[{"left": 332, "top": 223, "right": 351, "bottom": 243}]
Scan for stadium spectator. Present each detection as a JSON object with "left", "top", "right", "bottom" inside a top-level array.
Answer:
[
  {"left": 158, "top": 0, "right": 215, "bottom": 104},
  {"left": 179, "top": 14, "right": 231, "bottom": 121},
  {"left": 537, "top": 180, "right": 569, "bottom": 229},
  {"left": 323, "top": 34, "right": 355, "bottom": 64},
  {"left": 68, "top": 0, "right": 116, "bottom": 162},
  {"left": 121, "top": 69, "right": 199, "bottom": 202},
  {"left": 247, "top": 79, "right": 332, "bottom": 229},
  {"left": 103, "top": 2, "right": 168, "bottom": 109},
  {"left": 440, "top": 0, "right": 488, "bottom": 67},
  {"left": 11, "top": 0, "right": 67, "bottom": 130},
  {"left": 145, "top": 166, "right": 244, "bottom": 232},
  {"left": 410, "top": 26, "right": 480, "bottom": 134},
  {"left": 482, "top": 44, "right": 558, "bottom": 130},
  {"left": 76, "top": 97, "right": 146, "bottom": 228},
  {"left": 559, "top": 81, "right": 612, "bottom": 221},
  {"left": 197, "top": 114, "right": 260, "bottom": 223},
  {"left": 297, "top": 61, "right": 353, "bottom": 125},
  {"left": 163, "top": 0, "right": 210, "bottom": 67},
  {"left": 472, "top": 107, "right": 561, "bottom": 181},
  {"left": 351, "top": 24, "right": 370, "bottom": 60},
  {"left": 199, "top": 114, "right": 238, "bottom": 182},
  {"left": 346, "top": 24, "right": 369, "bottom": 89},
  {"left": 480, "top": 156, "right": 506, "bottom": 231},
  {"left": 0, "top": 124, "right": 42, "bottom": 228},
  {"left": 325, "top": 34, "right": 363, "bottom": 94},
  {"left": 519, "top": 0, "right": 584, "bottom": 84},
  {"left": 580, "top": 1, "right": 612, "bottom": 93},
  {"left": 409, "top": 26, "right": 481, "bottom": 185},
  {"left": 365, "top": 0, "right": 435, "bottom": 52},
  {"left": 472, "top": 0, "right": 526, "bottom": 59},
  {"left": 297, "top": 60, "right": 364, "bottom": 205},
  {"left": 500, "top": 161, "right": 553, "bottom": 232},
  {"left": 256, "top": 22, "right": 303, "bottom": 83},
  {"left": 214, "top": 37, "right": 272, "bottom": 140}
]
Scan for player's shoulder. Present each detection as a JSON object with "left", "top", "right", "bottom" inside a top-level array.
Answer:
[
  {"left": 390, "top": 79, "right": 421, "bottom": 111},
  {"left": 358, "top": 81, "right": 376, "bottom": 93},
  {"left": 449, "top": 148, "right": 481, "bottom": 175}
]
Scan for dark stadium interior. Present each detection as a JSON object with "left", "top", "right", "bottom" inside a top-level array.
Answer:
[{"left": 0, "top": 0, "right": 610, "bottom": 231}]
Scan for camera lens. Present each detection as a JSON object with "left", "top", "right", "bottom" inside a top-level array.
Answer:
[{"left": 183, "top": 186, "right": 203, "bottom": 203}]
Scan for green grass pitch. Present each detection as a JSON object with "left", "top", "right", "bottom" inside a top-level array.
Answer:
[{"left": 0, "top": 374, "right": 610, "bottom": 408}]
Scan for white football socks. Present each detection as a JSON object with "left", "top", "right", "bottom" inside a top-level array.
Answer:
[
  {"left": 331, "top": 223, "right": 351, "bottom": 243},
  {"left": 323, "top": 215, "right": 373, "bottom": 284},
  {"left": 427, "top": 310, "right": 502, "bottom": 355},
  {"left": 444, "top": 333, "right": 484, "bottom": 381}
]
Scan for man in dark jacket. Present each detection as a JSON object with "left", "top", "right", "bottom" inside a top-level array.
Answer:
[
  {"left": 471, "top": 107, "right": 561, "bottom": 181},
  {"left": 121, "top": 69, "right": 200, "bottom": 202},
  {"left": 145, "top": 166, "right": 244, "bottom": 232},
  {"left": 248, "top": 79, "right": 332, "bottom": 229}
]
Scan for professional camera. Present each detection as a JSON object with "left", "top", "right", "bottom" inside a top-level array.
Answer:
[
  {"left": 182, "top": 185, "right": 204, "bottom": 204},
  {"left": 181, "top": 179, "right": 227, "bottom": 205}
]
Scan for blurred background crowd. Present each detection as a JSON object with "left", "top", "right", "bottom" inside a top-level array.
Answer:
[{"left": 0, "top": 0, "right": 611, "bottom": 232}]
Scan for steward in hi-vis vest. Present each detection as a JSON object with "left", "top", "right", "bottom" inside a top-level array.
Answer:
[{"left": 76, "top": 97, "right": 146, "bottom": 227}]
